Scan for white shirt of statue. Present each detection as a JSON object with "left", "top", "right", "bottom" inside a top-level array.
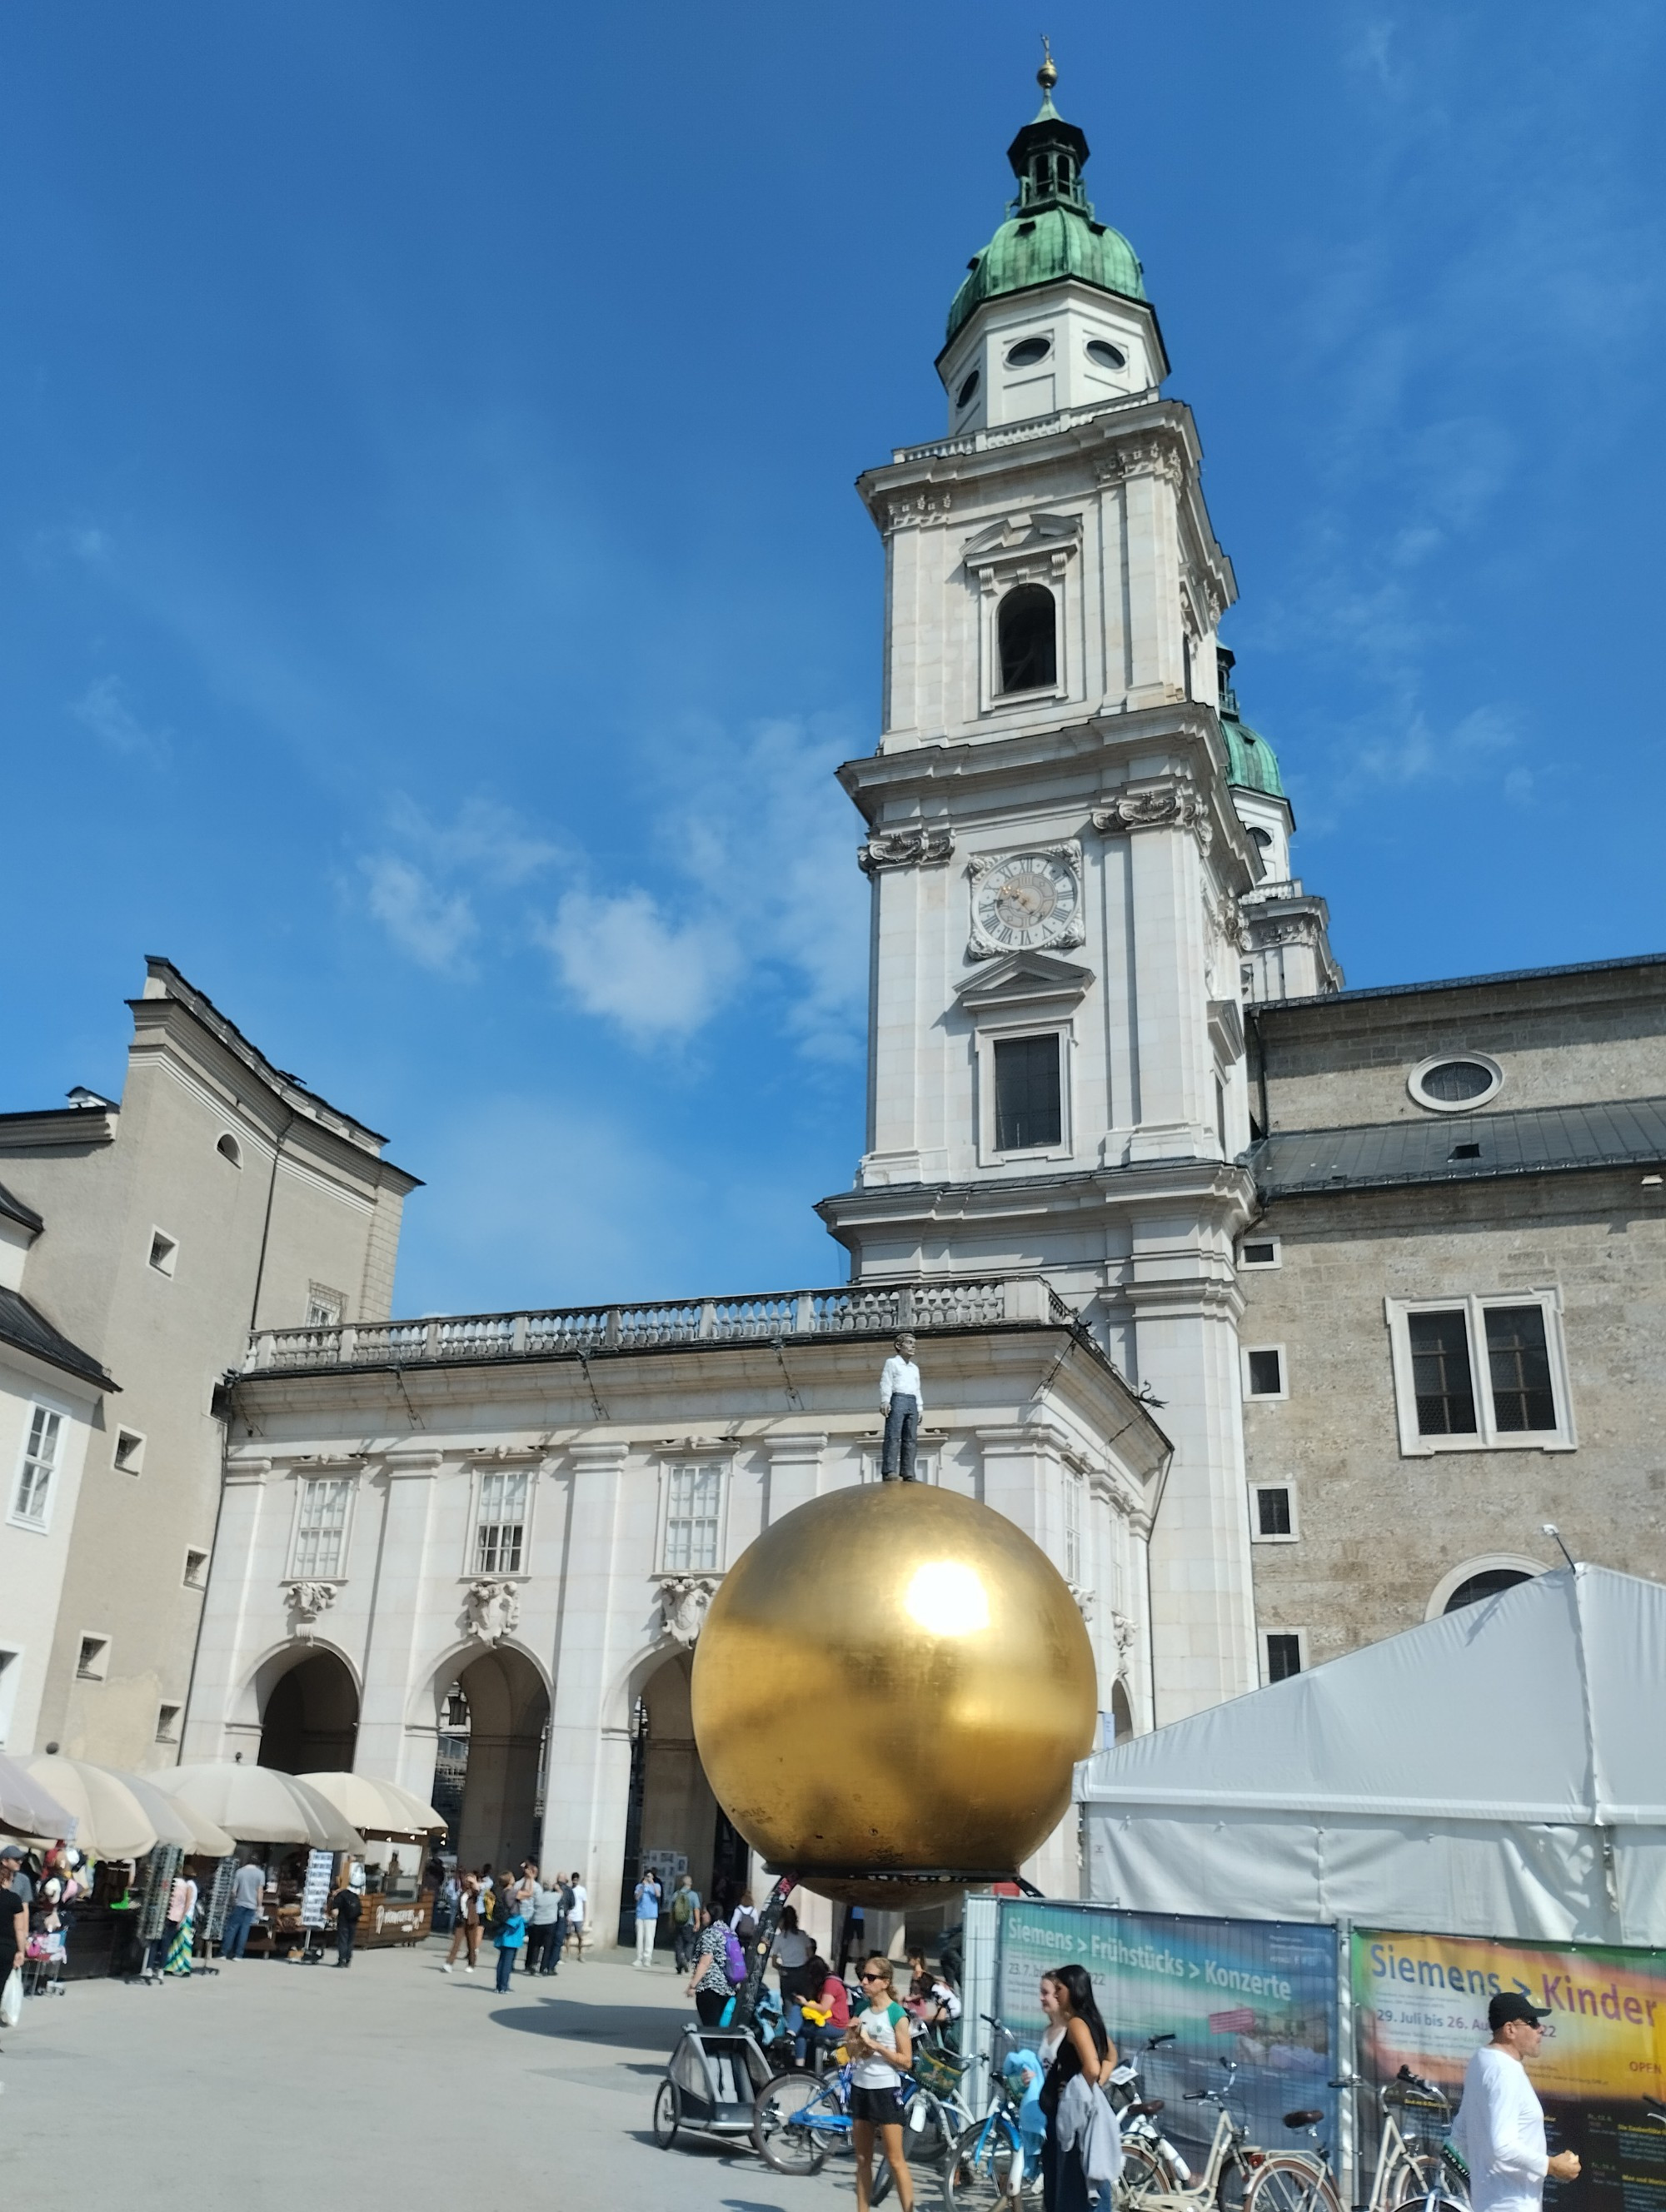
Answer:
[{"left": 880, "top": 1356, "right": 923, "bottom": 1412}]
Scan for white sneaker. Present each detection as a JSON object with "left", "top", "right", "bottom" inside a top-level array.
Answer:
[
  {"left": 441, "top": 1963, "right": 451, "bottom": 1974},
  {"left": 465, "top": 1965, "right": 475, "bottom": 1975}
]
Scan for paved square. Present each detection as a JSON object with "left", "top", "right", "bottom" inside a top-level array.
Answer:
[{"left": 0, "top": 1942, "right": 859, "bottom": 2212}]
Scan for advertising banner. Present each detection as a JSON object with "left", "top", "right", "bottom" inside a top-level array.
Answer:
[
  {"left": 1354, "top": 1928, "right": 1666, "bottom": 2212},
  {"left": 996, "top": 1901, "right": 1339, "bottom": 2165}
]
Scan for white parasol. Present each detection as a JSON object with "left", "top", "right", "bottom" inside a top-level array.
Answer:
[
  {"left": 294, "top": 1771, "right": 446, "bottom": 1839},
  {"left": 152, "top": 1761, "right": 362, "bottom": 1850},
  {"left": 10, "top": 1754, "right": 232, "bottom": 1859},
  {"left": 0, "top": 1750, "right": 78, "bottom": 1842}
]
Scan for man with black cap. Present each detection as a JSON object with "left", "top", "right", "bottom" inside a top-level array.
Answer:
[
  {"left": 1452, "top": 1991, "right": 1581, "bottom": 2212},
  {"left": 1, "top": 1844, "right": 28, "bottom": 1986}
]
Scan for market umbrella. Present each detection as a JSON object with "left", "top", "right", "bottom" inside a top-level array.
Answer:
[
  {"left": 0, "top": 1750, "right": 77, "bottom": 1841},
  {"left": 295, "top": 1771, "right": 445, "bottom": 1838},
  {"left": 152, "top": 1762, "right": 362, "bottom": 1849},
  {"left": 8, "top": 1754, "right": 233, "bottom": 1859}
]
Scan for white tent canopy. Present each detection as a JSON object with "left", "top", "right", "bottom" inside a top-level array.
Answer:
[{"left": 1080, "top": 1565, "right": 1666, "bottom": 1943}]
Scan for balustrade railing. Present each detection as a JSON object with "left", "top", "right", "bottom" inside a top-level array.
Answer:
[{"left": 247, "top": 1274, "right": 1069, "bottom": 1373}]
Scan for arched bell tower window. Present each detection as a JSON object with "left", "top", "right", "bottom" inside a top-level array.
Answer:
[{"left": 998, "top": 585, "right": 1057, "bottom": 695}]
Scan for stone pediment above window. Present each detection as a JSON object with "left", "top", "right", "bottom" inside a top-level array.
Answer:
[
  {"left": 956, "top": 950, "right": 1095, "bottom": 1014},
  {"left": 961, "top": 510, "right": 1082, "bottom": 591}
]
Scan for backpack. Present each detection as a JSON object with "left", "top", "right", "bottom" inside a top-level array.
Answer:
[
  {"left": 558, "top": 1884, "right": 576, "bottom": 1916},
  {"left": 723, "top": 1926, "right": 747, "bottom": 1984},
  {"left": 733, "top": 1910, "right": 757, "bottom": 1946},
  {"left": 671, "top": 1887, "right": 692, "bottom": 1926}
]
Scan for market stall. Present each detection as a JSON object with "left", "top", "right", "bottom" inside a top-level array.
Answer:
[
  {"left": 152, "top": 1762, "right": 363, "bottom": 1960},
  {"left": 296, "top": 1772, "right": 446, "bottom": 1948}
]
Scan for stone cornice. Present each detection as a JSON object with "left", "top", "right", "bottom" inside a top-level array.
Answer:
[{"left": 818, "top": 1158, "right": 1259, "bottom": 1240}]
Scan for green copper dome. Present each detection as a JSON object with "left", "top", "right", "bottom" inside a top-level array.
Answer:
[
  {"left": 946, "top": 82, "right": 1145, "bottom": 345},
  {"left": 1220, "top": 704, "right": 1285, "bottom": 800}
]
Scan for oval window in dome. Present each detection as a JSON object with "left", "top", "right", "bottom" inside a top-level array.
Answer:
[
  {"left": 1005, "top": 336, "right": 1051, "bottom": 368},
  {"left": 1086, "top": 339, "right": 1126, "bottom": 371},
  {"left": 1408, "top": 1054, "right": 1504, "bottom": 1113},
  {"left": 956, "top": 369, "right": 980, "bottom": 409}
]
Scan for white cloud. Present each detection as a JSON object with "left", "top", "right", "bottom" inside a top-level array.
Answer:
[
  {"left": 360, "top": 854, "right": 478, "bottom": 975},
  {"left": 541, "top": 887, "right": 744, "bottom": 1042},
  {"left": 71, "top": 675, "right": 171, "bottom": 767},
  {"left": 387, "top": 794, "right": 559, "bottom": 887}
]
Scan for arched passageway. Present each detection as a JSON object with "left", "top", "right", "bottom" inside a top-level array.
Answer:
[
  {"left": 257, "top": 1650, "right": 359, "bottom": 1772},
  {"left": 1110, "top": 1678, "right": 1134, "bottom": 1744},
  {"left": 616, "top": 1651, "right": 743, "bottom": 1941},
  {"left": 446, "top": 1646, "right": 550, "bottom": 1876}
]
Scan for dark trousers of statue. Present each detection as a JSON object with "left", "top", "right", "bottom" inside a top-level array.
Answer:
[{"left": 881, "top": 1392, "right": 919, "bottom": 1480}]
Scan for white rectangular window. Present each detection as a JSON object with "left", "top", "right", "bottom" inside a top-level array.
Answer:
[
  {"left": 292, "top": 1477, "right": 352, "bottom": 1579},
  {"left": 77, "top": 1634, "right": 110, "bottom": 1680},
  {"left": 306, "top": 1285, "right": 344, "bottom": 1328},
  {"left": 183, "top": 1548, "right": 210, "bottom": 1588},
  {"left": 662, "top": 1462, "right": 724, "bottom": 1573},
  {"left": 1386, "top": 1293, "right": 1575, "bottom": 1456},
  {"left": 1063, "top": 1469, "right": 1085, "bottom": 1584},
  {"left": 1251, "top": 1483, "right": 1299, "bottom": 1542},
  {"left": 1264, "top": 1631, "right": 1305, "bottom": 1683},
  {"left": 156, "top": 1702, "right": 181, "bottom": 1742},
  {"left": 12, "top": 1405, "right": 62, "bottom": 1527},
  {"left": 1238, "top": 1235, "right": 1281, "bottom": 1269},
  {"left": 0, "top": 1647, "right": 20, "bottom": 1746},
  {"left": 1242, "top": 1345, "right": 1287, "bottom": 1400},
  {"left": 148, "top": 1228, "right": 177, "bottom": 1277},
  {"left": 113, "top": 1428, "right": 146, "bottom": 1474},
  {"left": 474, "top": 1470, "right": 529, "bottom": 1575}
]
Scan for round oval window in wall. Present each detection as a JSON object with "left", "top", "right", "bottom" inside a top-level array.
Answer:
[
  {"left": 955, "top": 368, "right": 980, "bottom": 408},
  {"left": 1005, "top": 336, "right": 1051, "bottom": 367},
  {"left": 1086, "top": 339, "right": 1127, "bottom": 371},
  {"left": 1407, "top": 1052, "right": 1504, "bottom": 1112}
]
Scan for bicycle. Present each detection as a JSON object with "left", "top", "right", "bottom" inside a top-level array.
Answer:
[
  {"left": 942, "top": 2015, "right": 1038, "bottom": 2210},
  {"left": 1108, "top": 2032, "right": 1195, "bottom": 2189},
  {"left": 1119, "top": 2058, "right": 1266, "bottom": 2212},
  {"left": 752, "top": 2055, "right": 924, "bottom": 2201}
]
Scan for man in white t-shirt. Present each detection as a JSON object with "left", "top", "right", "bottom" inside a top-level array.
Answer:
[
  {"left": 566, "top": 1874, "right": 587, "bottom": 1960},
  {"left": 880, "top": 1333, "right": 922, "bottom": 1482},
  {"left": 1452, "top": 1992, "right": 1580, "bottom": 2212}
]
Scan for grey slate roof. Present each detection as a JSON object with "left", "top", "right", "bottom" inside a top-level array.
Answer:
[
  {"left": 1254, "top": 948, "right": 1666, "bottom": 1016},
  {"left": 0, "top": 1179, "right": 42, "bottom": 1233},
  {"left": 1249, "top": 1095, "right": 1666, "bottom": 1199},
  {"left": 0, "top": 1287, "right": 116, "bottom": 1392}
]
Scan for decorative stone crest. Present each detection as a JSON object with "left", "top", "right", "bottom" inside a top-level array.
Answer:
[
  {"left": 1067, "top": 1580, "right": 1095, "bottom": 1623},
  {"left": 1092, "top": 780, "right": 1210, "bottom": 847},
  {"left": 1094, "top": 436, "right": 1186, "bottom": 491},
  {"left": 463, "top": 1579, "right": 521, "bottom": 1646},
  {"left": 1109, "top": 1609, "right": 1136, "bottom": 1675},
  {"left": 860, "top": 826, "right": 955, "bottom": 875},
  {"left": 656, "top": 1574, "right": 720, "bottom": 1647},
  {"left": 282, "top": 1581, "right": 337, "bottom": 1632},
  {"left": 884, "top": 490, "right": 953, "bottom": 534}
]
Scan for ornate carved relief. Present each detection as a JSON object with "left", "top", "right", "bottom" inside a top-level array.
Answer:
[
  {"left": 885, "top": 490, "right": 953, "bottom": 533},
  {"left": 1094, "top": 436, "right": 1186, "bottom": 491},
  {"left": 1109, "top": 1608, "right": 1136, "bottom": 1676},
  {"left": 463, "top": 1580, "right": 521, "bottom": 1646},
  {"left": 656, "top": 1574, "right": 720, "bottom": 1647},
  {"left": 1067, "top": 1580, "right": 1095, "bottom": 1623},
  {"left": 1092, "top": 780, "right": 1210, "bottom": 849},
  {"left": 282, "top": 1581, "right": 337, "bottom": 1631},
  {"left": 859, "top": 825, "right": 955, "bottom": 875}
]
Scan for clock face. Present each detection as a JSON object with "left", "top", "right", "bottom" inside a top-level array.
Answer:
[{"left": 974, "top": 852, "right": 1080, "bottom": 950}]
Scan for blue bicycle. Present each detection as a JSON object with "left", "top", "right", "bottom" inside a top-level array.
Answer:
[{"left": 752, "top": 2057, "right": 923, "bottom": 2198}]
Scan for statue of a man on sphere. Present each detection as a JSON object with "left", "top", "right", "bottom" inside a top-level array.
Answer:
[{"left": 880, "top": 1330, "right": 922, "bottom": 1481}]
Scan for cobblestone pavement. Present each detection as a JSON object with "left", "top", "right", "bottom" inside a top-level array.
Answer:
[{"left": 0, "top": 1940, "right": 868, "bottom": 2212}]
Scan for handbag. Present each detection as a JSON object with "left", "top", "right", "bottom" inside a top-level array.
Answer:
[{"left": 1, "top": 1967, "right": 22, "bottom": 2026}]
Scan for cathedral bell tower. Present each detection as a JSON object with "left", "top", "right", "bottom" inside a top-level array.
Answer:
[{"left": 817, "top": 57, "right": 1271, "bottom": 1716}]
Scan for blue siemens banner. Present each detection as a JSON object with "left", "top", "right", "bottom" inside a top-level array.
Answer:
[{"left": 995, "top": 1900, "right": 1341, "bottom": 2166}]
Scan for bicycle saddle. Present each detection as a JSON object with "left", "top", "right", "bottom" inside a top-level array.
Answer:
[
  {"left": 1284, "top": 2110, "right": 1324, "bottom": 2129},
  {"left": 1124, "top": 2100, "right": 1165, "bottom": 2117}
]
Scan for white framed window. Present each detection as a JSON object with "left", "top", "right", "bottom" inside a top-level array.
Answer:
[
  {"left": 661, "top": 1461, "right": 726, "bottom": 1573},
  {"left": 148, "top": 1228, "right": 178, "bottom": 1277},
  {"left": 1407, "top": 1053, "right": 1504, "bottom": 1113},
  {"left": 0, "top": 1647, "right": 21, "bottom": 1746},
  {"left": 1238, "top": 1234, "right": 1281, "bottom": 1270},
  {"left": 306, "top": 1285, "right": 345, "bottom": 1328},
  {"left": 1264, "top": 1630, "right": 1306, "bottom": 1683},
  {"left": 1426, "top": 1557, "right": 1544, "bottom": 1622},
  {"left": 976, "top": 1021, "right": 1074, "bottom": 1166},
  {"left": 156, "top": 1702, "right": 181, "bottom": 1743},
  {"left": 473, "top": 1469, "right": 530, "bottom": 1576},
  {"left": 11, "top": 1403, "right": 64, "bottom": 1530},
  {"left": 860, "top": 1451, "right": 940, "bottom": 1487},
  {"left": 113, "top": 1427, "right": 146, "bottom": 1475},
  {"left": 183, "top": 1547, "right": 210, "bottom": 1588},
  {"left": 289, "top": 1476, "right": 354, "bottom": 1579},
  {"left": 77, "top": 1633, "right": 110, "bottom": 1681},
  {"left": 1241, "top": 1345, "right": 1288, "bottom": 1401},
  {"left": 1250, "top": 1482, "right": 1299, "bottom": 1542},
  {"left": 1385, "top": 1292, "right": 1575, "bottom": 1455},
  {"left": 1063, "top": 1467, "right": 1085, "bottom": 1584},
  {"left": 216, "top": 1132, "right": 243, "bottom": 1167}
]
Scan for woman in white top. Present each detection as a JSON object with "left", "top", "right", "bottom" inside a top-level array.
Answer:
[{"left": 850, "top": 1954, "right": 915, "bottom": 2212}]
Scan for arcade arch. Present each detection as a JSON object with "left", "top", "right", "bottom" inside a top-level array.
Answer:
[
  {"left": 431, "top": 1645, "right": 551, "bottom": 1876},
  {"left": 257, "top": 1647, "right": 360, "bottom": 1772}
]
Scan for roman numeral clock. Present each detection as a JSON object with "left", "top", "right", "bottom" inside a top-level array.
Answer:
[{"left": 966, "top": 844, "right": 1085, "bottom": 960}]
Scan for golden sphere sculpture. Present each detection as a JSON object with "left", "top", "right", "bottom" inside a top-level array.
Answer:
[{"left": 691, "top": 1481, "right": 1097, "bottom": 1906}]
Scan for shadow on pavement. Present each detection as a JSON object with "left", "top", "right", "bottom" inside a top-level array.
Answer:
[{"left": 487, "top": 1995, "right": 690, "bottom": 2046}]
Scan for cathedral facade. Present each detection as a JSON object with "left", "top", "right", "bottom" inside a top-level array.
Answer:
[{"left": 158, "top": 72, "right": 1666, "bottom": 1942}]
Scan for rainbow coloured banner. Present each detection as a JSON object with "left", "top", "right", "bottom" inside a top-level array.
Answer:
[{"left": 1353, "top": 1928, "right": 1666, "bottom": 2212}]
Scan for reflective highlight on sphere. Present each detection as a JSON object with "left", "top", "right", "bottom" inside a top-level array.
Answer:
[{"left": 691, "top": 1482, "right": 1097, "bottom": 1905}]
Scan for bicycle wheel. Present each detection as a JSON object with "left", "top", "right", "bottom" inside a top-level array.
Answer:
[
  {"left": 753, "top": 2071, "right": 835, "bottom": 2175},
  {"left": 1119, "top": 2140, "right": 1175, "bottom": 2209},
  {"left": 1245, "top": 2155, "right": 1343, "bottom": 2212},
  {"left": 945, "top": 2115, "right": 1020, "bottom": 2210},
  {"left": 651, "top": 2078, "right": 680, "bottom": 2149}
]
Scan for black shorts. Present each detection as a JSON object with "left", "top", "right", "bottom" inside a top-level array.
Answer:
[{"left": 849, "top": 2082, "right": 905, "bottom": 2126}]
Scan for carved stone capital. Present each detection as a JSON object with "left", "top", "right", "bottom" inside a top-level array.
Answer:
[
  {"left": 1095, "top": 436, "right": 1186, "bottom": 491},
  {"left": 462, "top": 1579, "right": 521, "bottom": 1646},
  {"left": 884, "top": 490, "right": 953, "bottom": 534},
  {"left": 655, "top": 1573, "right": 721, "bottom": 1647},
  {"left": 1067, "top": 1580, "right": 1095, "bottom": 1624},
  {"left": 860, "top": 825, "right": 955, "bottom": 876},
  {"left": 1092, "top": 780, "right": 1209, "bottom": 843}
]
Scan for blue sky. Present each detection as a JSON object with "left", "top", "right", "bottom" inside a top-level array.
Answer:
[{"left": 4, "top": 3, "right": 1664, "bottom": 1317}]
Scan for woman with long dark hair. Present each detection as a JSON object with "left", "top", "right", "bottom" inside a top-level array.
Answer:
[{"left": 1037, "top": 1963, "right": 1116, "bottom": 2211}]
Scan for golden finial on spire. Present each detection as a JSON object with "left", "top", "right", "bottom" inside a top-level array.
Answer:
[{"left": 1037, "top": 33, "right": 1058, "bottom": 95}]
